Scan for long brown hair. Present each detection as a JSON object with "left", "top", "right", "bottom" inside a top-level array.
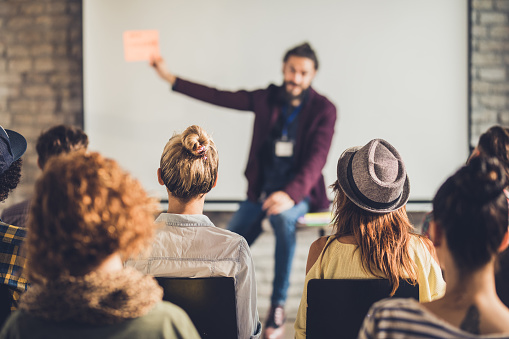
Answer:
[{"left": 329, "top": 180, "right": 427, "bottom": 295}]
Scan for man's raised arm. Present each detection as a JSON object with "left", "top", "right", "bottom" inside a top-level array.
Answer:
[{"left": 151, "top": 57, "right": 177, "bottom": 85}]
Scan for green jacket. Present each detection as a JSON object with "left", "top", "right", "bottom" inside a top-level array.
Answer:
[{"left": 0, "top": 301, "right": 201, "bottom": 339}]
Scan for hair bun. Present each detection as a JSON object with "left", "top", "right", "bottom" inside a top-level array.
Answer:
[
  {"left": 181, "top": 125, "right": 211, "bottom": 157},
  {"left": 457, "top": 156, "right": 507, "bottom": 203}
]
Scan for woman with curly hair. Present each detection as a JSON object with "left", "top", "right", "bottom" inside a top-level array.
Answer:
[
  {"left": 360, "top": 156, "right": 509, "bottom": 338},
  {"left": 294, "top": 139, "right": 445, "bottom": 338},
  {"left": 0, "top": 152, "right": 199, "bottom": 339}
]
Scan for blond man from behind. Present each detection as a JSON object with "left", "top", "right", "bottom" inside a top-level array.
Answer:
[{"left": 126, "top": 125, "right": 261, "bottom": 339}]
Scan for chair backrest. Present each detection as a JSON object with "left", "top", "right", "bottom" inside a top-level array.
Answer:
[
  {"left": 155, "top": 277, "right": 237, "bottom": 339},
  {"left": 0, "top": 284, "right": 12, "bottom": 327},
  {"left": 306, "top": 278, "right": 419, "bottom": 339}
]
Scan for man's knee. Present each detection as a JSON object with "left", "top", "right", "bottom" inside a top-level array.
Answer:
[{"left": 269, "top": 212, "right": 298, "bottom": 233}]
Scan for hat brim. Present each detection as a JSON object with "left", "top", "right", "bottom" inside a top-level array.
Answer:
[
  {"left": 336, "top": 146, "right": 410, "bottom": 214},
  {"left": 6, "top": 129, "right": 27, "bottom": 161}
]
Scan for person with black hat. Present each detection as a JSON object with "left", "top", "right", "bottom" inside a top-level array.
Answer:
[
  {"left": 294, "top": 139, "right": 446, "bottom": 338},
  {"left": 0, "top": 125, "right": 28, "bottom": 311}
]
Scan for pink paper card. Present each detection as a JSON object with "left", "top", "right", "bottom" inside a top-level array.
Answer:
[{"left": 123, "top": 30, "right": 160, "bottom": 62}]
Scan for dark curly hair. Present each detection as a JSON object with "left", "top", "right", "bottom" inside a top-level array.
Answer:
[
  {"left": 0, "top": 159, "right": 22, "bottom": 202},
  {"left": 36, "top": 125, "right": 89, "bottom": 169}
]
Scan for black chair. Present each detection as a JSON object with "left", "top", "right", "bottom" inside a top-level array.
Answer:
[
  {"left": 155, "top": 277, "right": 237, "bottom": 339},
  {"left": 0, "top": 284, "right": 12, "bottom": 328},
  {"left": 306, "top": 278, "right": 419, "bottom": 339}
]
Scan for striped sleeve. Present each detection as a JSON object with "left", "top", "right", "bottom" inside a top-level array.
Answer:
[{"left": 358, "top": 298, "right": 486, "bottom": 339}]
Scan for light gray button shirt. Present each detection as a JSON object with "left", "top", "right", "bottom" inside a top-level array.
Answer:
[{"left": 125, "top": 213, "right": 261, "bottom": 339}]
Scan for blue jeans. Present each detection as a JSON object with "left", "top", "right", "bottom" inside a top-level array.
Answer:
[{"left": 228, "top": 198, "right": 310, "bottom": 306}]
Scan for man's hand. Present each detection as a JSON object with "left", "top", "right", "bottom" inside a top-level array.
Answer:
[
  {"left": 262, "top": 191, "right": 295, "bottom": 216},
  {"left": 150, "top": 56, "right": 176, "bottom": 85}
]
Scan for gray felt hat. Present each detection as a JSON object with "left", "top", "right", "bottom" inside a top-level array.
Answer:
[{"left": 337, "top": 139, "right": 410, "bottom": 213}]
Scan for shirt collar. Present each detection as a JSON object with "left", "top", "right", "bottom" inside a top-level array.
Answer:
[{"left": 155, "top": 213, "right": 215, "bottom": 227}]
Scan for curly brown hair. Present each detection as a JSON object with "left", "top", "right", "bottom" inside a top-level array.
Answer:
[
  {"left": 0, "top": 158, "right": 22, "bottom": 202},
  {"left": 26, "top": 151, "right": 157, "bottom": 281}
]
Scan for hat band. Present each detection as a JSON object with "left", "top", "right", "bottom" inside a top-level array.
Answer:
[{"left": 347, "top": 153, "right": 402, "bottom": 210}]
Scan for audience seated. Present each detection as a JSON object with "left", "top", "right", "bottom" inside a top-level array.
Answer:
[
  {"left": 0, "top": 125, "right": 28, "bottom": 312},
  {"left": 0, "top": 152, "right": 200, "bottom": 338},
  {"left": 125, "top": 125, "right": 261, "bottom": 339},
  {"left": 359, "top": 156, "right": 509, "bottom": 338},
  {"left": 1, "top": 124, "right": 88, "bottom": 228},
  {"left": 294, "top": 139, "right": 446, "bottom": 338}
]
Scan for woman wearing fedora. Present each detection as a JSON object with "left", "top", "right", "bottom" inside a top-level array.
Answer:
[{"left": 294, "top": 139, "right": 446, "bottom": 338}]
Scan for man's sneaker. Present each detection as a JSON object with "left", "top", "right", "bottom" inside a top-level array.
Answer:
[{"left": 264, "top": 305, "right": 286, "bottom": 339}]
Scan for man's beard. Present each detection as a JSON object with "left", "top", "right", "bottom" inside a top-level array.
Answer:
[{"left": 280, "top": 81, "right": 310, "bottom": 105}]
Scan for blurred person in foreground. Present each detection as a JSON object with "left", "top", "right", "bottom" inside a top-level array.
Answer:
[
  {"left": 360, "top": 156, "right": 509, "bottom": 338},
  {"left": 0, "top": 152, "right": 200, "bottom": 339}
]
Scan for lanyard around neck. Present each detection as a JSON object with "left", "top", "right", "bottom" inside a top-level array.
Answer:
[{"left": 281, "top": 104, "right": 302, "bottom": 139}]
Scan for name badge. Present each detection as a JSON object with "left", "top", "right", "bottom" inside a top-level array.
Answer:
[{"left": 275, "top": 139, "right": 294, "bottom": 157}]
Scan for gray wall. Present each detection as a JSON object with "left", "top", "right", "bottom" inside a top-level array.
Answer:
[{"left": 83, "top": 0, "right": 467, "bottom": 202}]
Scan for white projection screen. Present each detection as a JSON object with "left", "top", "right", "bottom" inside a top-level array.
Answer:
[{"left": 83, "top": 0, "right": 468, "bottom": 207}]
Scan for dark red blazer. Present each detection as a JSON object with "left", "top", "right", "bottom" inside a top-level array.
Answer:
[{"left": 173, "top": 78, "right": 337, "bottom": 212}]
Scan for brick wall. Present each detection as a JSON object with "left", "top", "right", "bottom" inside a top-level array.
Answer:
[
  {"left": 471, "top": 0, "right": 509, "bottom": 146},
  {"left": 0, "top": 0, "right": 82, "bottom": 205},
  {"left": 0, "top": 1, "right": 507, "bottom": 205}
]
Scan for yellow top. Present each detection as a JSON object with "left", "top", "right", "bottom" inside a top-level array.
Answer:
[{"left": 294, "top": 235, "right": 446, "bottom": 339}]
